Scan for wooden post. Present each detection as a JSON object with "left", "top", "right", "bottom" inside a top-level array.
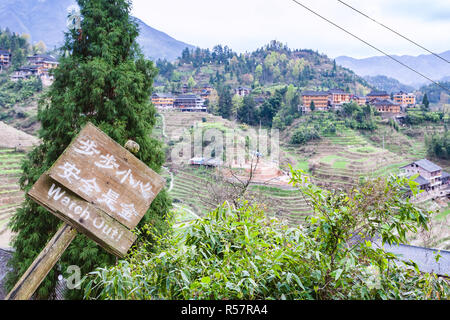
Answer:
[{"left": 5, "top": 223, "right": 77, "bottom": 300}]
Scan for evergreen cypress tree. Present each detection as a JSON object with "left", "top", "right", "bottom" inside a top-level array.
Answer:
[
  {"left": 422, "top": 93, "right": 430, "bottom": 110},
  {"left": 6, "top": 0, "right": 171, "bottom": 299}
]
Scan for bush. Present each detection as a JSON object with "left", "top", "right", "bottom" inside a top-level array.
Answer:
[
  {"left": 290, "top": 128, "right": 321, "bottom": 144},
  {"left": 83, "top": 173, "right": 449, "bottom": 300}
]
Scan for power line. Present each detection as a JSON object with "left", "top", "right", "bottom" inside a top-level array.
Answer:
[
  {"left": 290, "top": 0, "right": 450, "bottom": 93},
  {"left": 336, "top": 0, "right": 450, "bottom": 64}
]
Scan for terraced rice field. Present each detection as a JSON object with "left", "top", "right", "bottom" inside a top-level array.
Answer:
[
  {"left": 0, "top": 148, "right": 25, "bottom": 248},
  {"left": 160, "top": 111, "right": 230, "bottom": 143},
  {"left": 286, "top": 128, "right": 411, "bottom": 190},
  {"left": 168, "top": 167, "right": 313, "bottom": 227}
]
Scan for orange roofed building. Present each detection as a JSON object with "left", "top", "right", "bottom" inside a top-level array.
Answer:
[
  {"left": 301, "top": 91, "right": 330, "bottom": 112},
  {"left": 393, "top": 91, "right": 416, "bottom": 108},
  {"left": 367, "top": 90, "right": 390, "bottom": 101},
  {"left": 151, "top": 93, "right": 175, "bottom": 109}
]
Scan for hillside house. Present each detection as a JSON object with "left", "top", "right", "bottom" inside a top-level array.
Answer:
[
  {"left": 0, "top": 49, "right": 11, "bottom": 69},
  {"left": 329, "top": 89, "right": 351, "bottom": 105},
  {"left": 351, "top": 95, "right": 367, "bottom": 106},
  {"left": 371, "top": 98, "right": 401, "bottom": 114},
  {"left": 174, "top": 94, "right": 207, "bottom": 112},
  {"left": 234, "top": 87, "right": 251, "bottom": 97},
  {"left": 152, "top": 93, "right": 175, "bottom": 109},
  {"left": 367, "top": 90, "right": 390, "bottom": 101},
  {"left": 401, "top": 159, "right": 450, "bottom": 199},
  {"left": 393, "top": 91, "right": 416, "bottom": 109},
  {"left": 10, "top": 66, "right": 40, "bottom": 82},
  {"left": 301, "top": 91, "right": 330, "bottom": 112}
]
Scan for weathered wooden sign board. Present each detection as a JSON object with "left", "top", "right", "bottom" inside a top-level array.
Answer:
[{"left": 6, "top": 122, "right": 165, "bottom": 300}]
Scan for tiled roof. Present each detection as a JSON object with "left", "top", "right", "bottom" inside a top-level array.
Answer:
[
  {"left": 413, "top": 175, "right": 430, "bottom": 186},
  {"left": 371, "top": 98, "right": 399, "bottom": 106},
  {"left": 152, "top": 93, "right": 174, "bottom": 99},
  {"left": 414, "top": 159, "right": 442, "bottom": 172},
  {"left": 175, "top": 94, "right": 201, "bottom": 100},
  {"left": 328, "top": 88, "right": 348, "bottom": 94},
  {"left": 380, "top": 243, "right": 450, "bottom": 277},
  {"left": 401, "top": 159, "right": 442, "bottom": 173},
  {"left": 302, "top": 91, "right": 329, "bottom": 96},
  {"left": 367, "top": 90, "right": 389, "bottom": 96}
]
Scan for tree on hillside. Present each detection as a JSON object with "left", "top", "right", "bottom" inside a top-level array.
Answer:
[
  {"left": 217, "top": 87, "right": 232, "bottom": 119},
  {"left": 310, "top": 100, "right": 315, "bottom": 112},
  {"left": 6, "top": 0, "right": 171, "bottom": 300},
  {"left": 422, "top": 93, "right": 430, "bottom": 111},
  {"left": 237, "top": 95, "right": 259, "bottom": 126}
]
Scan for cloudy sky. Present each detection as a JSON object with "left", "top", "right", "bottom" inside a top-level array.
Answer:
[{"left": 130, "top": 0, "right": 450, "bottom": 59}]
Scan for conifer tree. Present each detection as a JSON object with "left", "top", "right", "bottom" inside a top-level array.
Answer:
[{"left": 6, "top": 0, "right": 171, "bottom": 299}]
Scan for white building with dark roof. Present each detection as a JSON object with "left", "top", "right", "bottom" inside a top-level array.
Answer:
[{"left": 401, "top": 159, "right": 450, "bottom": 200}]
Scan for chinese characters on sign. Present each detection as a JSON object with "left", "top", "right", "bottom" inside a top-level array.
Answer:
[{"left": 48, "top": 123, "right": 165, "bottom": 230}]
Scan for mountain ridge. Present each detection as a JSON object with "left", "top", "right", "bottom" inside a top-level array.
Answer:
[
  {"left": 0, "top": 0, "right": 194, "bottom": 61},
  {"left": 336, "top": 51, "right": 450, "bottom": 88}
]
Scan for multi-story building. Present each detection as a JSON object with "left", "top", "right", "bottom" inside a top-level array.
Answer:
[
  {"left": 27, "top": 54, "right": 59, "bottom": 71},
  {"left": 367, "top": 90, "right": 390, "bottom": 101},
  {"left": 0, "top": 49, "right": 11, "bottom": 69},
  {"left": 174, "top": 94, "right": 206, "bottom": 112},
  {"left": 401, "top": 159, "right": 450, "bottom": 199},
  {"left": 328, "top": 89, "right": 351, "bottom": 105},
  {"left": 151, "top": 93, "right": 175, "bottom": 109},
  {"left": 10, "top": 66, "right": 40, "bottom": 82},
  {"left": 393, "top": 91, "right": 416, "bottom": 108},
  {"left": 234, "top": 87, "right": 251, "bottom": 97},
  {"left": 371, "top": 98, "right": 401, "bottom": 114},
  {"left": 351, "top": 95, "right": 367, "bottom": 106},
  {"left": 301, "top": 91, "right": 330, "bottom": 112}
]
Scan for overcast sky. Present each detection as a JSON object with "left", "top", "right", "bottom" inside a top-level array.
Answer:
[{"left": 130, "top": 0, "right": 450, "bottom": 59}]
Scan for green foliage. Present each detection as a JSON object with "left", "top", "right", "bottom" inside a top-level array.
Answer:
[
  {"left": 426, "top": 131, "right": 450, "bottom": 160},
  {"left": 0, "top": 75, "right": 42, "bottom": 116},
  {"left": 290, "top": 128, "right": 321, "bottom": 145},
  {"left": 6, "top": 0, "right": 171, "bottom": 300},
  {"left": 0, "top": 27, "right": 32, "bottom": 68},
  {"left": 340, "top": 102, "right": 377, "bottom": 131},
  {"left": 237, "top": 95, "right": 259, "bottom": 126},
  {"left": 84, "top": 172, "right": 448, "bottom": 300},
  {"left": 404, "top": 109, "right": 446, "bottom": 125}
]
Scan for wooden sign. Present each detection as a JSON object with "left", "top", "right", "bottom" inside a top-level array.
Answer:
[
  {"left": 48, "top": 122, "right": 165, "bottom": 229},
  {"left": 6, "top": 122, "right": 165, "bottom": 300},
  {"left": 28, "top": 174, "right": 136, "bottom": 258}
]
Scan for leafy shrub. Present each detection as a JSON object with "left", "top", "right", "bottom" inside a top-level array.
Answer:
[{"left": 83, "top": 173, "right": 449, "bottom": 300}]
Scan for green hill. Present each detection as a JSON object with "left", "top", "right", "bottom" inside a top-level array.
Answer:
[{"left": 155, "top": 40, "right": 373, "bottom": 96}]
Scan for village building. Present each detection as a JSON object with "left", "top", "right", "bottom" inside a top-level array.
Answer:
[
  {"left": 10, "top": 66, "right": 40, "bottom": 82},
  {"left": 301, "top": 91, "right": 330, "bottom": 112},
  {"left": 328, "top": 89, "right": 351, "bottom": 105},
  {"left": 351, "top": 95, "right": 367, "bottom": 106},
  {"left": 401, "top": 159, "right": 450, "bottom": 200},
  {"left": 371, "top": 98, "right": 401, "bottom": 114},
  {"left": 393, "top": 91, "right": 416, "bottom": 109},
  {"left": 174, "top": 94, "right": 207, "bottom": 112},
  {"left": 151, "top": 93, "right": 175, "bottom": 109},
  {"left": 10, "top": 54, "right": 59, "bottom": 85},
  {"left": 0, "top": 49, "right": 11, "bottom": 69},
  {"left": 234, "top": 86, "right": 251, "bottom": 97},
  {"left": 367, "top": 90, "right": 390, "bottom": 101}
]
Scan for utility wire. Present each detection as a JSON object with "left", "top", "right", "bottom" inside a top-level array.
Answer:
[
  {"left": 337, "top": 0, "right": 450, "bottom": 64},
  {"left": 290, "top": 0, "right": 450, "bottom": 93}
]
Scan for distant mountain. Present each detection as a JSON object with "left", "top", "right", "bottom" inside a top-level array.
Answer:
[
  {"left": 336, "top": 51, "right": 450, "bottom": 88},
  {"left": 363, "top": 75, "right": 414, "bottom": 94},
  {"left": 0, "top": 0, "right": 194, "bottom": 61}
]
